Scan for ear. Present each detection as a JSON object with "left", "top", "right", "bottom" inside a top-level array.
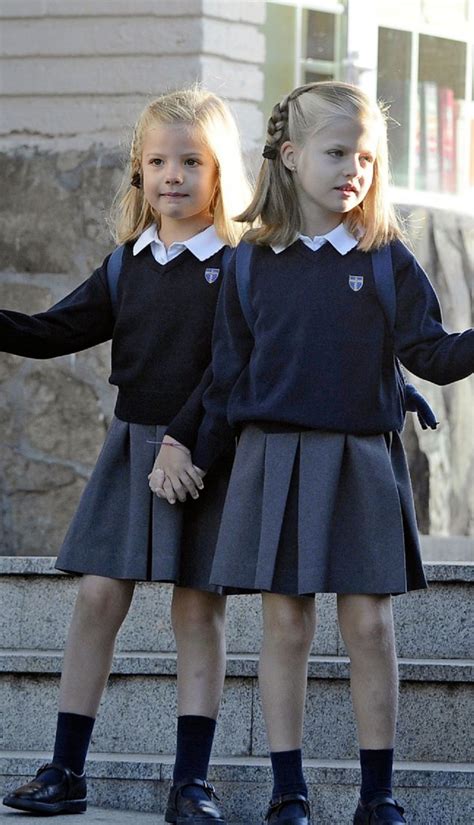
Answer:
[{"left": 280, "top": 140, "right": 298, "bottom": 171}]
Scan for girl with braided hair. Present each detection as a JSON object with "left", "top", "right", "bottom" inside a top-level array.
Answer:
[
  {"left": 189, "top": 81, "right": 474, "bottom": 824},
  {"left": 2, "top": 87, "right": 251, "bottom": 823}
]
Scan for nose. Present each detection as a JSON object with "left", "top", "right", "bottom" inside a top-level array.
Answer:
[
  {"left": 344, "top": 155, "right": 361, "bottom": 177},
  {"left": 165, "top": 164, "right": 183, "bottom": 185}
]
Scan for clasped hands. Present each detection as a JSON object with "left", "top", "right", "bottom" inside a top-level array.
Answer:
[{"left": 148, "top": 435, "right": 205, "bottom": 504}]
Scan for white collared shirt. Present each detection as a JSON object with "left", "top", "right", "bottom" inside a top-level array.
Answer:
[
  {"left": 133, "top": 223, "right": 224, "bottom": 264},
  {"left": 271, "top": 222, "right": 358, "bottom": 256}
]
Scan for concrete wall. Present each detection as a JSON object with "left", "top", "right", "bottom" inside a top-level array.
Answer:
[
  {"left": 0, "top": 0, "right": 265, "bottom": 151},
  {"left": 400, "top": 208, "right": 474, "bottom": 537}
]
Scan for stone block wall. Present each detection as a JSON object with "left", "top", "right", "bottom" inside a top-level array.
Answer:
[{"left": 400, "top": 208, "right": 474, "bottom": 537}]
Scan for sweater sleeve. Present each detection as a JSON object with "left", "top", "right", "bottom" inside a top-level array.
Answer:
[
  {"left": 193, "top": 251, "right": 255, "bottom": 471},
  {"left": 164, "top": 363, "right": 213, "bottom": 450},
  {"left": 392, "top": 244, "right": 474, "bottom": 385},
  {"left": 0, "top": 260, "right": 115, "bottom": 359}
]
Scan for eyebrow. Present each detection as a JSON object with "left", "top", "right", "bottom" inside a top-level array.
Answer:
[
  {"left": 143, "top": 150, "right": 206, "bottom": 158},
  {"left": 326, "top": 145, "right": 376, "bottom": 158}
]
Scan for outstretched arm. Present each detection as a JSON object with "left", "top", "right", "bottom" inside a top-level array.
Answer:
[
  {"left": 393, "top": 248, "right": 474, "bottom": 385},
  {"left": 0, "top": 262, "right": 115, "bottom": 358}
]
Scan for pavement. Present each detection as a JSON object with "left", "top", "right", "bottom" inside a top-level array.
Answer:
[{"left": 0, "top": 808, "right": 164, "bottom": 824}]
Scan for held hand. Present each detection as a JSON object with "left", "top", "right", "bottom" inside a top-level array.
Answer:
[
  {"left": 148, "top": 466, "right": 167, "bottom": 499},
  {"left": 147, "top": 436, "right": 204, "bottom": 504}
]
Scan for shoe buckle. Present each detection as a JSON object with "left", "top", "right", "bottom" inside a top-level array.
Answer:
[
  {"left": 266, "top": 793, "right": 309, "bottom": 817},
  {"left": 202, "top": 780, "right": 220, "bottom": 801},
  {"left": 35, "top": 763, "right": 53, "bottom": 777}
]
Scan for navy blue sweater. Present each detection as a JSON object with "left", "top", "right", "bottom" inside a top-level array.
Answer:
[
  {"left": 0, "top": 244, "right": 228, "bottom": 447},
  {"left": 193, "top": 239, "right": 474, "bottom": 470}
]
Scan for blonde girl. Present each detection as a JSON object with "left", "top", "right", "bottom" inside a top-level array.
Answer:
[
  {"left": 190, "top": 82, "right": 473, "bottom": 825},
  {"left": 2, "top": 87, "right": 251, "bottom": 824}
]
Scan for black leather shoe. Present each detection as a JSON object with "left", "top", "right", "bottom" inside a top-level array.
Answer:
[
  {"left": 165, "top": 777, "right": 225, "bottom": 824},
  {"left": 2, "top": 762, "right": 87, "bottom": 814},
  {"left": 263, "top": 793, "right": 311, "bottom": 824},
  {"left": 353, "top": 795, "right": 406, "bottom": 824}
]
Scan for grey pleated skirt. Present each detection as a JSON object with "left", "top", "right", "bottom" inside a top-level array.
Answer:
[
  {"left": 209, "top": 424, "right": 427, "bottom": 596},
  {"left": 55, "top": 417, "right": 233, "bottom": 591}
]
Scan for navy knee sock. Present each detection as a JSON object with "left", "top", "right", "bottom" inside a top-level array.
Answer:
[
  {"left": 360, "top": 749, "right": 403, "bottom": 822},
  {"left": 271, "top": 749, "right": 308, "bottom": 816},
  {"left": 173, "top": 715, "right": 217, "bottom": 801},
  {"left": 38, "top": 712, "right": 95, "bottom": 786}
]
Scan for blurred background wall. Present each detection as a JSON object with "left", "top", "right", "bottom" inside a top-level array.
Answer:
[{"left": 0, "top": 0, "right": 472, "bottom": 554}]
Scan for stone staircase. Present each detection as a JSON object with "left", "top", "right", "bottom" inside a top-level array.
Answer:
[{"left": 0, "top": 537, "right": 473, "bottom": 824}]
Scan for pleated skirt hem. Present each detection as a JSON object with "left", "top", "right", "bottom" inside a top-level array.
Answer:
[
  {"left": 55, "top": 417, "right": 232, "bottom": 592},
  {"left": 209, "top": 424, "right": 427, "bottom": 596}
]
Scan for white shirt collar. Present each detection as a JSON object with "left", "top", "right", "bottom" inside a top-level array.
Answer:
[
  {"left": 271, "top": 222, "right": 358, "bottom": 256},
  {"left": 133, "top": 224, "right": 224, "bottom": 264}
]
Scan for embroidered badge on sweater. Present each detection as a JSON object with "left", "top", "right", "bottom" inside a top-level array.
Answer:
[
  {"left": 349, "top": 275, "right": 364, "bottom": 291},
  {"left": 204, "top": 268, "right": 220, "bottom": 283}
]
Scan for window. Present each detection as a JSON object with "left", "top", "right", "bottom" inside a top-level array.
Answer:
[
  {"left": 301, "top": 8, "right": 346, "bottom": 83},
  {"left": 263, "top": 1, "right": 346, "bottom": 116},
  {"left": 376, "top": 1, "right": 473, "bottom": 200}
]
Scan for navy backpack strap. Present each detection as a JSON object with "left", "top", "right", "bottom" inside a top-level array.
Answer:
[
  {"left": 106, "top": 244, "right": 125, "bottom": 317},
  {"left": 371, "top": 245, "right": 396, "bottom": 332},
  {"left": 234, "top": 242, "right": 256, "bottom": 332},
  {"left": 221, "top": 245, "right": 233, "bottom": 269}
]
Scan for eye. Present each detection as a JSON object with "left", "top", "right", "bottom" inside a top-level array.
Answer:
[
  {"left": 185, "top": 158, "right": 200, "bottom": 167},
  {"left": 328, "top": 149, "right": 343, "bottom": 158},
  {"left": 360, "top": 154, "right": 374, "bottom": 165},
  {"left": 149, "top": 158, "right": 164, "bottom": 166}
]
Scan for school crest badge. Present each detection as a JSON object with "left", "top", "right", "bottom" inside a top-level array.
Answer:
[
  {"left": 204, "top": 267, "right": 220, "bottom": 283},
  {"left": 349, "top": 274, "right": 364, "bottom": 292}
]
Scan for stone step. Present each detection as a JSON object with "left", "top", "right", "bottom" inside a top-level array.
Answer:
[
  {"left": 0, "top": 807, "right": 162, "bottom": 825},
  {"left": 1, "top": 653, "right": 472, "bottom": 762},
  {"left": 1, "top": 556, "right": 472, "bottom": 660},
  {"left": 1, "top": 752, "right": 472, "bottom": 825}
]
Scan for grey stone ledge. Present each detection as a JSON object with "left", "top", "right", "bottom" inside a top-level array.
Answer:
[
  {"left": 1, "top": 651, "right": 472, "bottom": 683},
  {"left": 1, "top": 555, "right": 473, "bottom": 582},
  {"left": 421, "top": 535, "right": 474, "bottom": 563},
  {"left": 0, "top": 807, "right": 160, "bottom": 824},
  {"left": 0, "top": 752, "right": 472, "bottom": 789}
]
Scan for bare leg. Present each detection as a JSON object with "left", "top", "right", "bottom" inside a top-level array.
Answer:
[
  {"left": 59, "top": 575, "right": 135, "bottom": 717},
  {"left": 337, "top": 594, "right": 398, "bottom": 748},
  {"left": 171, "top": 586, "right": 227, "bottom": 719},
  {"left": 259, "top": 593, "right": 316, "bottom": 751}
]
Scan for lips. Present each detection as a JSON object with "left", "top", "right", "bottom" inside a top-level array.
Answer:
[
  {"left": 161, "top": 192, "right": 188, "bottom": 198},
  {"left": 337, "top": 184, "right": 358, "bottom": 193}
]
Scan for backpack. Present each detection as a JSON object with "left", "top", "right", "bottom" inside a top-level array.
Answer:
[
  {"left": 232, "top": 242, "right": 438, "bottom": 430},
  {"left": 106, "top": 244, "right": 125, "bottom": 317}
]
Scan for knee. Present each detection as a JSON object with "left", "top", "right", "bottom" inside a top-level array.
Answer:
[
  {"left": 340, "top": 598, "right": 395, "bottom": 654},
  {"left": 172, "top": 589, "right": 226, "bottom": 639},
  {"left": 264, "top": 598, "right": 315, "bottom": 653},
  {"left": 75, "top": 576, "right": 132, "bottom": 629}
]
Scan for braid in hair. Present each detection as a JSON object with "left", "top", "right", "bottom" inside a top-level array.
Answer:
[
  {"left": 262, "top": 95, "right": 290, "bottom": 158},
  {"left": 262, "top": 83, "right": 319, "bottom": 159},
  {"left": 129, "top": 124, "right": 142, "bottom": 188}
]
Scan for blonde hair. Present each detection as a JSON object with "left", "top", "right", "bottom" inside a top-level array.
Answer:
[
  {"left": 239, "top": 81, "right": 404, "bottom": 252},
  {"left": 111, "top": 87, "right": 252, "bottom": 247}
]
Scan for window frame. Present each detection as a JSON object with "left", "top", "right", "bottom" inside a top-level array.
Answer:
[{"left": 375, "top": 2, "right": 473, "bottom": 205}]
